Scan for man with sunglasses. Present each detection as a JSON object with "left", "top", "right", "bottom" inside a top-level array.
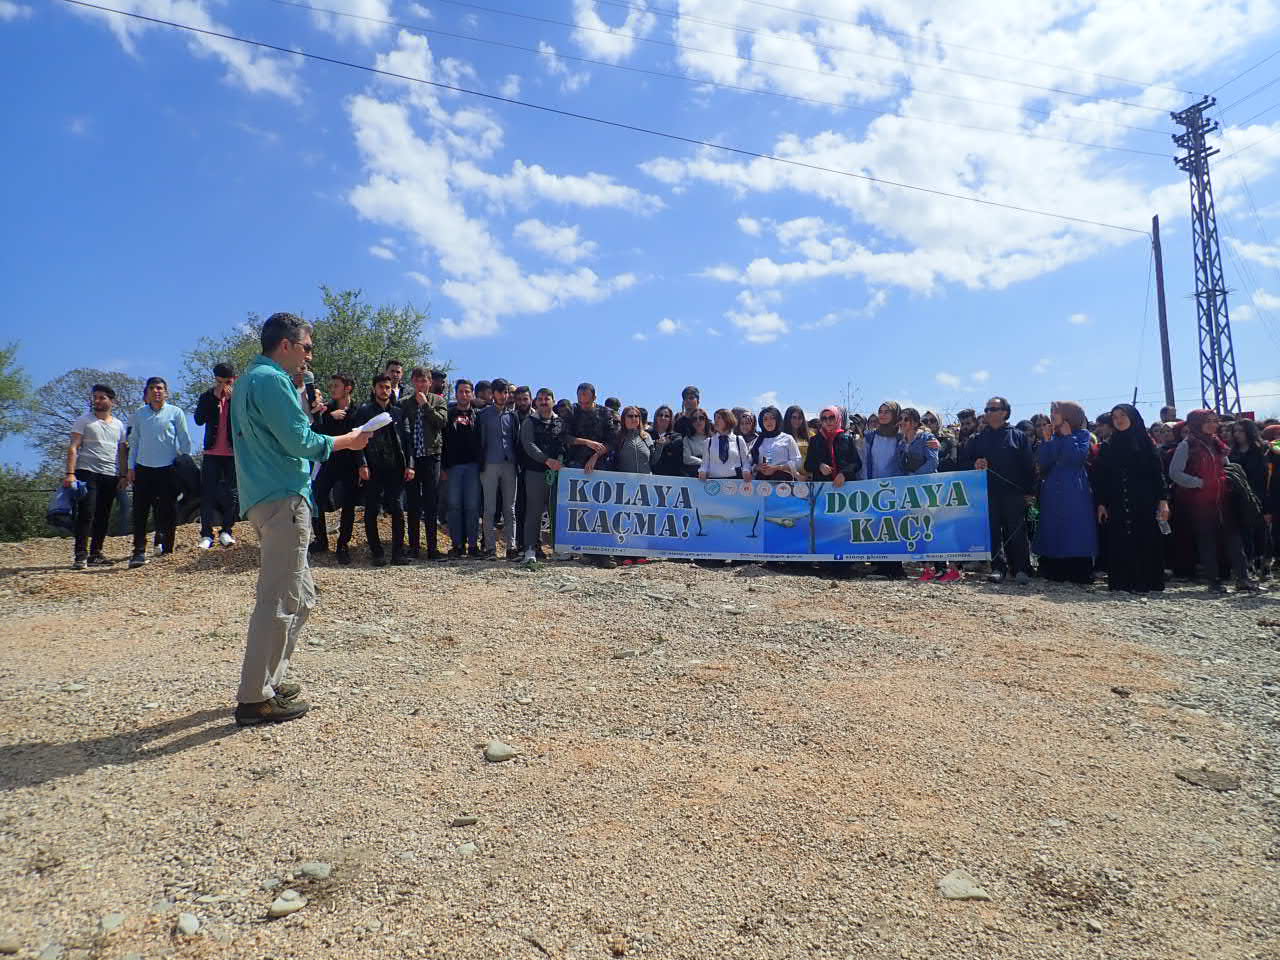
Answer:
[
  {"left": 961, "top": 396, "right": 1035, "bottom": 585},
  {"left": 230, "top": 313, "right": 370, "bottom": 725}
]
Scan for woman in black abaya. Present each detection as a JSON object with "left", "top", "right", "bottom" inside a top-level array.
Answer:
[{"left": 1094, "top": 404, "right": 1169, "bottom": 593}]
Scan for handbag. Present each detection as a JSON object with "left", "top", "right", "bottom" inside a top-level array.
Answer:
[{"left": 46, "top": 482, "right": 87, "bottom": 531}]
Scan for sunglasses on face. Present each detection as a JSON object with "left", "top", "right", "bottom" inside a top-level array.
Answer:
[{"left": 984, "top": 407, "right": 1003, "bottom": 414}]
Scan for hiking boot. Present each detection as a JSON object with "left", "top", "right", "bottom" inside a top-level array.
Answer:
[
  {"left": 234, "top": 696, "right": 310, "bottom": 726},
  {"left": 128, "top": 553, "right": 149, "bottom": 569},
  {"left": 72, "top": 555, "right": 87, "bottom": 570},
  {"left": 274, "top": 680, "right": 302, "bottom": 700}
]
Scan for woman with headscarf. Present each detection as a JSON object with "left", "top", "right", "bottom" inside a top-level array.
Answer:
[
  {"left": 1230, "top": 417, "right": 1271, "bottom": 580},
  {"left": 861, "top": 401, "right": 904, "bottom": 481},
  {"left": 1170, "top": 409, "right": 1257, "bottom": 592},
  {"left": 1033, "top": 400, "right": 1097, "bottom": 583},
  {"left": 736, "top": 409, "right": 760, "bottom": 449},
  {"left": 803, "top": 406, "right": 861, "bottom": 489},
  {"left": 784, "top": 405, "right": 811, "bottom": 478},
  {"left": 752, "top": 405, "right": 802, "bottom": 481},
  {"left": 1094, "top": 404, "right": 1168, "bottom": 593}
]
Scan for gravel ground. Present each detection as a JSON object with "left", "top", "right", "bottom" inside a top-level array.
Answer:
[{"left": 0, "top": 523, "right": 1278, "bottom": 960}]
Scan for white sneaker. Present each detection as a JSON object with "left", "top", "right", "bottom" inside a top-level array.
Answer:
[
  {"left": 198, "top": 536, "right": 214, "bottom": 550},
  {"left": 219, "top": 531, "right": 236, "bottom": 547}
]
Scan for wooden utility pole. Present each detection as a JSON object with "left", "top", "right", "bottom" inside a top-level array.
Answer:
[{"left": 1152, "top": 214, "right": 1176, "bottom": 412}]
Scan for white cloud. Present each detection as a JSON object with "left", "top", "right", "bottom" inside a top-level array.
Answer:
[
  {"left": 935, "top": 371, "right": 962, "bottom": 389},
  {"left": 71, "top": 0, "right": 300, "bottom": 98},
  {"left": 706, "top": 327, "right": 721, "bottom": 336},
  {"left": 537, "top": 41, "right": 590, "bottom": 93},
  {"left": 1241, "top": 379, "right": 1280, "bottom": 418},
  {"left": 1232, "top": 238, "right": 1280, "bottom": 269},
  {"left": 406, "top": 3, "right": 433, "bottom": 18},
  {"left": 346, "top": 33, "right": 644, "bottom": 337},
  {"left": 632, "top": 332, "right": 648, "bottom": 341},
  {"left": 1254, "top": 288, "right": 1280, "bottom": 310},
  {"left": 970, "top": 370, "right": 990, "bottom": 384},
  {"left": 498, "top": 74, "right": 521, "bottom": 98},
  {"left": 67, "top": 116, "right": 90, "bottom": 136},
  {"left": 307, "top": 0, "right": 391, "bottom": 45},
  {"left": 753, "top": 390, "right": 779, "bottom": 410},
  {"left": 737, "top": 216, "right": 763, "bottom": 236},
  {"left": 453, "top": 159, "right": 663, "bottom": 213},
  {"left": 656, "top": 317, "right": 684, "bottom": 335},
  {"left": 0, "top": 1, "right": 32, "bottom": 21},
  {"left": 1032, "top": 358, "right": 1052, "bottom": 375},
  {"left": 369, "top": 244, "right": 396, "bottom": 261},
  {"left": 514, "top": 219, "right": 597, "bottom": 263},
  {"left": 405, "top": 271, "right": 431, "bottom": 287},
  {"left": 571, "top": 0, "right": 657, "bottom": 63},
  {"left": 1068, "top": 312, "right": 1091, "bottom": 325}
]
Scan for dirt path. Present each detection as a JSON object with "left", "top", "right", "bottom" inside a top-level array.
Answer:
[{"left": 0, "top": 528, "right": 1277, "bottom": 960}]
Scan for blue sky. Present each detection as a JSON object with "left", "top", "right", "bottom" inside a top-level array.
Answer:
[{"left": 4, "top": 0, "right": 1280, "bottom": 468}]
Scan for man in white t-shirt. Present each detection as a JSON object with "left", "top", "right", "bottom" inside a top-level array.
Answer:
[{"left": 65, "top": 384, "right": 128, "bottom": 569}]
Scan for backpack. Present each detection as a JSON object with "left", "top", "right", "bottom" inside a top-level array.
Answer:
[
  {"left": 46, "top": 482, "right": 86, "bottom": 531},
  {"left": 1225, "top": 462, "right": 1264, "bottom": 529}
]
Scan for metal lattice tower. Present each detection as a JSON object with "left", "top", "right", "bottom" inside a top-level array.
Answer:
[{"left": 1172, "top": 96, "right": 1241, "bottom": 415}]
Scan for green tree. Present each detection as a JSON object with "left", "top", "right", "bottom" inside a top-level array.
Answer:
[
  {"left": 25, "top": 369, "right": 147, "bottom": 472},
  {"left": 182, "top": 287, "right": 438, "bottom": 399},
  {"left": 0, "top": 342, "right": 30, "bottom": 442},
  {"left": 0, "top": 465, "right": 56, "bottom": 542}
]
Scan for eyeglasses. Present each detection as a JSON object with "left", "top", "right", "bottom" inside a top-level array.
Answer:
[{"left": 983, "top": 406, "right": 1004, "bottom": 414}]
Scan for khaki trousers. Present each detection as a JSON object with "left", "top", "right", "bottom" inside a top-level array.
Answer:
[{"left": 238, "top": 495, "right": 314, "bottom": 704}]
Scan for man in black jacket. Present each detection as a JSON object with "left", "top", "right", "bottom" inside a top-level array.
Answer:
[
  {"left": 354, "top": 374, "right": 413, "bottom": 566},
  {"left": 401, "top": 366, "right": 448, "bottom": 560},
  {"left": 312, "top": 372, "right": 361, "bottom": 564},
  {"left": 961, "top": 395, "right": 1035, "bottom": 584},
  {"left": 563, "top": 382, "right": 618, "bottom": 468},
  {"left": 193, "top": 362, "right": 238, "bottom": 549}
]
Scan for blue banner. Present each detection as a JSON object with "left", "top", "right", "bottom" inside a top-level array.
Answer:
[{"left": 553, "top": 468, "right": 992, "bottom": 561}]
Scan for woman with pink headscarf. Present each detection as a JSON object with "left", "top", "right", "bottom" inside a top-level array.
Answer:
[
  {"left": 1169, "top": 409, "right": 1258, "bottom": 592},
  {"left": 802, "top": 406, "right": 861, "bottom": 488}
]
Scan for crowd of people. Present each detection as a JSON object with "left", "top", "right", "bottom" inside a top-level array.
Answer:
[
  {"left": 64, "top": 334, "right": 1279, "bottom": 590},
  {"left": 57, "top": 314, "right": 1279, "bottom": 724}
]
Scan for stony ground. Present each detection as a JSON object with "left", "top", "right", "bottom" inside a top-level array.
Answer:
[{"left": 0, "top": 524, "right": 1278, "bottom": 960}]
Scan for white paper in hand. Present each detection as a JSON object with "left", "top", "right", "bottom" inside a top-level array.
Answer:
[{"left": 360, "top": 411, "right": 393, "bottom": 433}]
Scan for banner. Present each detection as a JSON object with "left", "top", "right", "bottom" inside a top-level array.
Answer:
[{"left": 553, "top": 468, "right": 992, "bottom": 561}]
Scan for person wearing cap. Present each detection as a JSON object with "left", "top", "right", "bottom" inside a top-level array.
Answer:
[
  {"left": 194, "top": 362, "right": 239, "bottom": 550},
  {"left": 673, "top": 385, "right": 702, "bottom": 436},
  {"left": 477, "top": 378, "right": 520, "bottom": 559},
  {"left": 563, "top": 382, "right": 618, "bottom": 469},
  {"left": 65, "top": 383, "right": 128, "bottom": 569}
]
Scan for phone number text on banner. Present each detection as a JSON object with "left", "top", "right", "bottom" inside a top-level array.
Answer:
[{"left": 553, "top": 469, "right": 992, "bottom": 561}]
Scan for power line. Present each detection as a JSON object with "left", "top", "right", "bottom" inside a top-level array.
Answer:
[
  {"left": 1220, "top": 73, "right": 1280, "bottom": 113},
  {"left": 420, "top": 0, "right": 1174, "bottom": 132},
  {"left": 1214, "top": 105, "right": 1280, "bottom": 164},
  {"left": 58, "top": 0, "right": 1153, "bottom": 236},
  {"left": 1210, "top": 47, "right": 1280, "bottom": 95},
  {"left": 276, "top": 0, "right": 1171, "bottom": 159},
  {"left": 730, "top": 0, "right": 1196, "bottom": 96},
  {"left": 559, "top": 0, "right": 1178, "bottom": 110}
]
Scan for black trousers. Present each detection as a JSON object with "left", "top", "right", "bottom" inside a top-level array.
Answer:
[
  {"left": 312, "top": 461, "right": 357, "bottom": 550},
  {"left": 73, "top": 470, "right": 118, "bottom": 558},
  {"left": 513, "top": 464, "right": 527, "bottom": 550},
  {"left": 364, "top": 467, "right": 405, "bottom": 556},
  {"left": 405, "top": 455, "right": 441, "bottom": 552},
  {"left": 132, "top": 464, "right": 178, "bottom": 555},
  {"left": 199, "top": 453, "right": 238, "bottom": 537},
  {"left": 989, "top": 490, "right": 1032, "bottom": 576}
]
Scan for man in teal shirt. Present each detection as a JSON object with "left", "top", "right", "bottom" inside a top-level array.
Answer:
[{"left": 230, "top": 312, "right": 369, "bottom": 725}]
